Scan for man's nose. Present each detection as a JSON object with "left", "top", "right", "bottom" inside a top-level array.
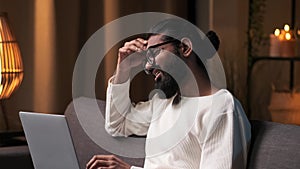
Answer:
[
  {"left": 144, "top": 61, "right": 156, "bottom": 75},
  {"left": 144, "top": 61, "right": 152, "bottom": 71}
]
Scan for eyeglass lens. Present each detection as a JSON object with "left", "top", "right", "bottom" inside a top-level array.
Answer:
[
  {"left": 143, "top": 39, "right": 178, "bottom": 74},
  {"left": 146, "top": 48, "right": 161, "bottom": 65}
]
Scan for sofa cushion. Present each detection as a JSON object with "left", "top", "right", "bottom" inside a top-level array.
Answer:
[
  {"left": 247, "top": 120, "right": 300, "bottom": 169},
  {"left": 0, "top": 145, "right": 34, "bottom": 169}
]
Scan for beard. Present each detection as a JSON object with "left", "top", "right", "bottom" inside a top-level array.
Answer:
[
  {"left": 151, "top": 48, "right": 185, "bottom": 103},
  {"left": 154, "top": 71, "right": 179, "bottom": 99}
]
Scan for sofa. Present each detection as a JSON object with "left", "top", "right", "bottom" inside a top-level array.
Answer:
[
  {"left": 64, "top": 97, "right": 300, "bottom": 169},
  {"left": 0, "top": 145, "right": 33, "bottom": 169},
  {"left": 1, "top": 97, "right": 300, "bottom": 169}
]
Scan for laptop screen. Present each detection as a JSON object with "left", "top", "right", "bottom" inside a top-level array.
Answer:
[{"left": 19, "top": 111, "right": 80, "bottom": 169}]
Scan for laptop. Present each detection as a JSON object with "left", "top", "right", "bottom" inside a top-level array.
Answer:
[{"left": 19, "top": 111, "right": 80, "bottom": 169}]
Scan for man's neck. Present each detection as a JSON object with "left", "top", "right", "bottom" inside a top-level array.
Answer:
[{"left": 179, "top": 68, "right": 215, "bottom": 97}]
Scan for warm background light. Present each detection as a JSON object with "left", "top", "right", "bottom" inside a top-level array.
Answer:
[
  {"left": 0, "top": 12, "right": 23, "bottom": 99},
  {"left": 274, "top": 29, "right": 280, "bottom": 36},
  {"left": 285, "top": 32, "right": 291, "bottom": 40},
  {"left": 284, "top": 24, "right": 290, "bottom": 32}
]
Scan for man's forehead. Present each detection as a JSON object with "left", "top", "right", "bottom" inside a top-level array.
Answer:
[{"left": 147, "top": 34, "right": 164, "bottom": 48}]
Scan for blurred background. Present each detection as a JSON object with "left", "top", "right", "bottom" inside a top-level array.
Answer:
[{"left": 0, "top": 0, "right": 299, "bottom": 131}]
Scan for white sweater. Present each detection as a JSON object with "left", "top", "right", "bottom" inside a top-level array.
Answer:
[{"left": 105, "top": 78, "right": 251, "bottom": 169}]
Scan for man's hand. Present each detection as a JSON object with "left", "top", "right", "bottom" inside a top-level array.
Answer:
[
  {"left": 114, "top": 38, "right": 147, "bottom": 84},
  {"left": 86, "top": 155, "right": 131, "bottom": 169},
  {"left": 117, "top": 38, "right": 147, "bottom": 69}
]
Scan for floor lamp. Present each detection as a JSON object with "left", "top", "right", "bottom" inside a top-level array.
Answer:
[{"left": 0, "top": 12, "right": 24, "bottom": 130}]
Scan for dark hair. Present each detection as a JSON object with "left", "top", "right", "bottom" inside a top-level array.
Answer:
[
  {"left": 149, "top": 18, "right": 217, "bottom": 61},
  {"left": 206, "top": 30, "right": 220, "bottom": 51},
  {"left": 148, "top": 19, "right": 220, "bottom": 104}
]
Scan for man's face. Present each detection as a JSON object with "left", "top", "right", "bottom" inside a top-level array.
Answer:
[{"left": 145, "top": 35, "right": 181, "bottom": 99}]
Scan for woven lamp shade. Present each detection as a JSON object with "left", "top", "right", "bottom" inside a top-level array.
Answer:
[{"left": 0, "top": 12, "right": 23, "bottom": 99}]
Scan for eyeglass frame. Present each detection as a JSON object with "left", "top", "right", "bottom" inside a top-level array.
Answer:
[{"left": 143, "top": 39, "right": 179, "bottom": 74}]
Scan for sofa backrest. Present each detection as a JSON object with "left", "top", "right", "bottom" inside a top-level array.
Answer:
[
  {"left": 64, "top": 97, "right": 144, "bottom": 169},
  {"left": 247, "top": 120, "right": 300, "bottom": 169}
]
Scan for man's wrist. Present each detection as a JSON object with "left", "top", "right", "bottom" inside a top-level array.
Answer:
[{"left": 113, "top": 65, "right": 131, "bottom": 84}]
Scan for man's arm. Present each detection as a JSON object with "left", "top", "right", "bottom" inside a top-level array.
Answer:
[
  {"left": 199, "top": 97, "right": 251, "bottom": 169},
  {"left": 105, "top": 77, "right": 153, "bottom": 137},
  {"left": 105, "top": 38, "right": 152, "bottom": 137},
  {"left": 86, "top": 39, "right": 149, "bottom": 169}
]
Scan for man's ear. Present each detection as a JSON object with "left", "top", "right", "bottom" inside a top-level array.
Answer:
[{"left": 180, "top": 37, "right": 193, "bottom": 57}]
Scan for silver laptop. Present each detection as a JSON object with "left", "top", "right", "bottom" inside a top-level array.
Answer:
[{"left": 19, "top": 111, "right": 80, "bottom": 169}]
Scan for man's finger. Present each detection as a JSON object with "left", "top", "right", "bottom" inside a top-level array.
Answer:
[
  {"left": 87, "top": 160, "right": 112, "bottom": 169},
  {"left": 86, "top": 155, "right": 109, "bottom": 169},
  {"left": 124, "top": 39, "right": 147, "bottom": 50}
]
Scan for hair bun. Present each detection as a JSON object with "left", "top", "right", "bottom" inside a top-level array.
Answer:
[{"left": 206, "top": 30, "right": 220, "bottom": 51}]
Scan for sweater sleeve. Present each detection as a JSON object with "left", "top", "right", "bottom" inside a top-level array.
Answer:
[
  {"left": 199, "top": 112, "right": 235, "bottom": 169},
  {"left": 199, "top": 93, "right": 250, "bottom": 169},
  {"left": 130, "top": 166, "right": 144, "bottom": 169},
  {"left": 105, "top": 76, "right": 153, "bottom": 137}
]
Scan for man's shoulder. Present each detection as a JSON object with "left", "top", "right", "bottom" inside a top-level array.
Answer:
[
  {"left": 211, "top": 89, "right": 235, "bottom": 110},
  {"left": 216, "top": 89, "right": 248, "bottom": 119}
]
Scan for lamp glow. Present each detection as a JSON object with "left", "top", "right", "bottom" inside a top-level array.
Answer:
[{"left": 0, "top": 12, "right": 23, "bottom": 99}]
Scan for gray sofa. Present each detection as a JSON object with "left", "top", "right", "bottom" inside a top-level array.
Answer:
[
  {"left": 0, "top": 145, "right": 33, "bottom": 169},
  {"left": 1, "top": 97, "right": 300, "bottom": 169},
  {"left": 64, "top": 98, "right": 300, "bottom": 169}
]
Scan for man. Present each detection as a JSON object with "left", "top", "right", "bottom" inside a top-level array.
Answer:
[{"left": 87, "top": 18, "right": 251, "bottom": 169}]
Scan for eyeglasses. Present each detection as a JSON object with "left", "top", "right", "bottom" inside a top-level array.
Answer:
[{"left": 144, "top": 39, "right": 178, "bottom": 74}]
